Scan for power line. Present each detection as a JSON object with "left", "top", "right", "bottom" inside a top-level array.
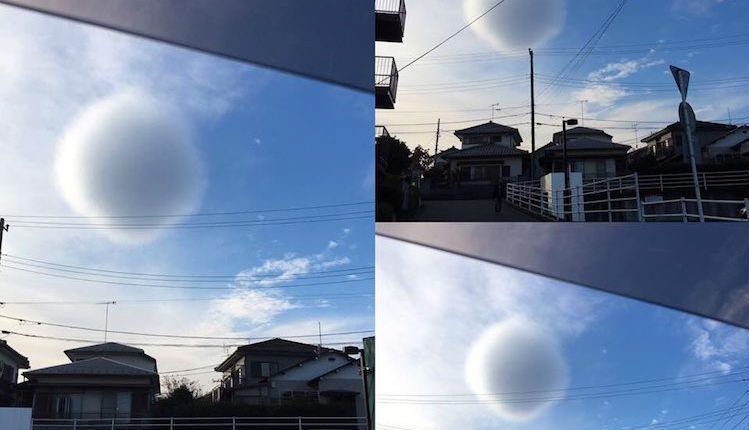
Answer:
[
  {"left": 1, "top": 201, "right": 373, "bottom": 220},
  {"left": 378, "top": 367, "right": 749, "bottom": 398},
  {"left": 538, "top": 0, "right": 629, "bottom": 102},
  {"left": 7, "top": 211, "right": 373, "bottom": 230},
  {"left": 0, "top": 292, "right": 375, "bottom": 307},
  {"left": 0, "top": 313, "right": 373, "bottom": 341},
  {"left": 393, "top": 0, "right": 508, "bottom": 75},
  {"left": 0, "top": 329, "right": 364, "bottom": 349},
  {"left": 0, "top": 264, "right": 373, "bottom": 290},
  {"left": 0, "top": 256, "right": 373, "bottom": 284}
]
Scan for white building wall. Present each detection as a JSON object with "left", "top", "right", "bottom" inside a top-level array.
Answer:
[{"left": 0, "top": 407, "right": 32, "bottom": 430}]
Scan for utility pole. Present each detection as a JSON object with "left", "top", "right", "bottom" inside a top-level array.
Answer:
[
  {"left": 434, "top": 118, "right": 441, "bottom": 157},
  {"left": 0, "top": 218, "right": 8, "bottom": 265},
  {"left": 632, "top": 123, "right": 639, "bottom": 149},
  {"left": 529, "top": 49, "right": 536, "bottom": 180}
]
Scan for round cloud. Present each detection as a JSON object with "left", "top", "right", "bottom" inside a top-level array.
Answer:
[
  {"left": 465, "top": 317, "right": 569, "bottom": 422},
  {"left": 464, "top": 0, "right": 566, "bottom": 50},
  {"left": 55, "top": 91, "right": 206, "bottom": 244}
]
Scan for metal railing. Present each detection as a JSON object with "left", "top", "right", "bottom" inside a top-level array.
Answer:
[
  {"left": 374, "top": 0, "right": 407, "bottom": 31},
  {"left": 507, "top": 173, "right": 749, "bottom": 222},
  {"left": 32, "top": 416, "right": 367, "bottom": 430},
  {"left": 642, "top": 198, "right": 749, "bottom": 222},
  {"left": 375, "top": 56, "right": 398, "bottom": 102},
  {"left": 511, "top": 170, "right": 749, "bottom": 191},
  {"left": 507, "top": 174, "right": 642, "bottom": 222}
]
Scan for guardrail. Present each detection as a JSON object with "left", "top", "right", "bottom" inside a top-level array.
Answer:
[
  {"left": 506, "top": 173, "right": 749, "bottom": 222},
  {"left": 642, "top": 198, "right": 749, "bottom": 222},
  {"left": 507, "top": 174, "right": 642, "bottom": 222},
  {"left": 510, "top": 170, "right": 749, "bottom": 191},
  {"left": 32, "top": 416, "right": 367, "bottom": 430}
]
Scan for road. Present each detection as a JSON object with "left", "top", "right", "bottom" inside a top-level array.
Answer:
[{"left": 410, "top": 199, "right": 542, "bottom": 222}]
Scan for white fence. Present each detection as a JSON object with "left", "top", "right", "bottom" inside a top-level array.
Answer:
[
  {"left": 32, "top": 416, "right": 367, "bottom": 430},
  {"left": 506, "top": 173, "right": 749, "bottom": 222}
]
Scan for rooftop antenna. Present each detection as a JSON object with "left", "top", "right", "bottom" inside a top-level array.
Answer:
[
  {"left": 99, "top": 300, "right": 116, "bottom": 342},
  {"left": 578, "top": 99, "right": 589, "bottom": 126},
  {"left": 490, "top": 103, "right": 501, "bottom": 121}
]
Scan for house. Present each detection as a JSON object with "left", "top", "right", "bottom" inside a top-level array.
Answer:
[
  {"left": 0, "top": 340, "right": 30, "bottom": 406},
  {"left": 375, "top": 0, "right": 406, "bottom": 109},
  {"left": 213, "top": 338, "right": 365, "bottom": 417},
  {"left": 443, "top": 121, "right": 528, "bottom": 182},
  {"left": 20, "top": 342, "right": 159, "bottom": 419},
  {"left": 636, "top": 120, "right": 737, "bottom": 167},
  {"left": 706, "top": 125, "right": 749, "bottom": 163},
  {"left": 537, "top": 126, "right": 630, "bottom": 179}
]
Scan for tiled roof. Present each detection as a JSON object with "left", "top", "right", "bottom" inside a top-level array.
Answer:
[
  {"left": 453, "top": 122, "right": 523, "bottom": 142},
  {"left": 216, "top": 338, "right": 339, "bottom": 372},
  {"left": 65, "top": 342, "right": 144, "bottom": 355},
  {"left": 0, "top": 340, "right": 30, "bottom": 369},
  {"left": 444, "top": 144, "right": 527, "bottom": 159},
  {"left": 641, "top": 121, "right": 736, "bottom": 143},
  {"left": 552, "top": 127, "right": 612, "bottom": 141},
  {"left": 24, "top": 357, "right": 156, "bottom": 377},
  {"left": 539, "top": 138, "right": 631, "bottom": 152}
]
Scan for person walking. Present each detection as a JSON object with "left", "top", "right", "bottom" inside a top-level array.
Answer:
[{"left": 493, "top": 178, "right": 505, "bottom": 213}]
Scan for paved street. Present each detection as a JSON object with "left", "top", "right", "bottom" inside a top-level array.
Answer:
[{"left": 410, "top": 199, "right": 542, "bottom": 221}]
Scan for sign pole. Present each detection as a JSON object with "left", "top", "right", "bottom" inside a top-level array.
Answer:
[{"left": 670, "top": 66, "right": 704, "bottom": 222}]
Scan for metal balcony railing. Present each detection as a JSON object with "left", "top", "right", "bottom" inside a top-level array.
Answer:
[
  {"left": 375, "top": 56, "right": 398, "bottom": 109},
  {"left": 375, "top": 0, "right": 406, "bottom": 32}
]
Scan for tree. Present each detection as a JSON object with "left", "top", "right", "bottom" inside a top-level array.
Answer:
[
  {"left": 376, "top": 135, "right": 411, "bottom": 175},
  {"left": 410, "top": 145, "right": 432, "bottom": 172},
  {"left": 161, "top": 376, "right": 202, "bottom": 404}
]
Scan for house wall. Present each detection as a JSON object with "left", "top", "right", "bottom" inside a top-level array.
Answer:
[
  {"left": 0, "top": 350, "right": 20, "bottom": 385},
  {"left": 32, "top": 388, "right": 152, "bottom": 419},
  {"left": 707, "top": 127, "right": 749, "bottom": 158},
  {"left": 318, "top": 364, "right": 365, "bottom": 418},
  {"left": 451, "top": 157, "right": 523, "bottom": 182},
  {"left": 461, "top": 133, "right": 517, "bottom": 149}
]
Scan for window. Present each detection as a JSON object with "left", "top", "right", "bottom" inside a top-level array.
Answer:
[
  {"left": 595, "top": 160, "right": 607, "bottom": 177},
  {"left": 249, "top": 361, "right": 277, "bottom": 378}
]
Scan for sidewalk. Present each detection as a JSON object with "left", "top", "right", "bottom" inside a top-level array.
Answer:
[{"left": 410, "top": 199, "right": 542, "bottom": 221}]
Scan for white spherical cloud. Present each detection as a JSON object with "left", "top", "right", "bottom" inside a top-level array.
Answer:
[
  {"left": 464, "top": 0, "right": 566, "bottom": 50},
  {"left": 465, "top": 317, "right": 569, "bottom": 422},
  {"left": 55, "top": 91, "right": 206, "bottom": 245}
]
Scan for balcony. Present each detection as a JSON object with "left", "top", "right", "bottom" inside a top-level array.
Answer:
[
  {"left": 376, "top": 56, "right": 398, "bottom": 109},
  {"left": 375, "top": 0, "right": 406, "bottom": 42},
  {"left": 375, "top": 125, "right": 391, "bottom": 138}
]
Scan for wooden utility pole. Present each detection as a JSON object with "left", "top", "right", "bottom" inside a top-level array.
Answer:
[
  {"left": 0, "top": 218, "right": 8, "bottom": 264},
  {"left": 529, "top": 49, "right": 536, "bottom": 180}
]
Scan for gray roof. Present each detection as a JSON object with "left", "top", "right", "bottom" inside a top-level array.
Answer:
[
  {"left": 444, "top": 144, "right": 527, "bottom": 159},
  {"left": 0, "top": 340, "right": 30, "bottom": 369},
  {"left": 641, "top": 121, "right": 736, "bottom": 143},
  {"left": 553, "top": 126, "right": 612, "bottom": 140},
  {"left": 539, "top": 138, "right": 630, "bottom": 152},
  {"left": 24, "top": 357, "right": 156, "bottom": 377},
  {"left": 65, "top": 342, "right": 144, "bottom": 357},
  {"left": 453, "top": 122, "right": 523, "bottom": 142},
  {"left": 216, "top": 338, "right": 339, "bottom": 372}
]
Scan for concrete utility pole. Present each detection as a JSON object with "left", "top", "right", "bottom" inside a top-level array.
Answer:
[
  {"left": 0, "top": 218, "right": 8, "bottom": 264},
  {"left": 670, "top": 65, "right": 704, "bottom": 222},
  {"left": 434, "top": 118, "right": 441, "bottom": 157},
  {"left": 529, "top": 48, "right": 536, "bottom": 180}
]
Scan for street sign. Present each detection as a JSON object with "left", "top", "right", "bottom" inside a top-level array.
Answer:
[{"left": 670, "top": 65, "right": 690, "bottom": 102}]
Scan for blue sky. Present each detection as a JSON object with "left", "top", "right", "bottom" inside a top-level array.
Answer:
[
  {"left": 377, "top": 236, "right": 749, "bottom": 429},
  {"left": 376, "top": 0, "right": 749, "bottom": 151},
  {"left": 0, "top": 4, "right": 373, "bottom": 390}
]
